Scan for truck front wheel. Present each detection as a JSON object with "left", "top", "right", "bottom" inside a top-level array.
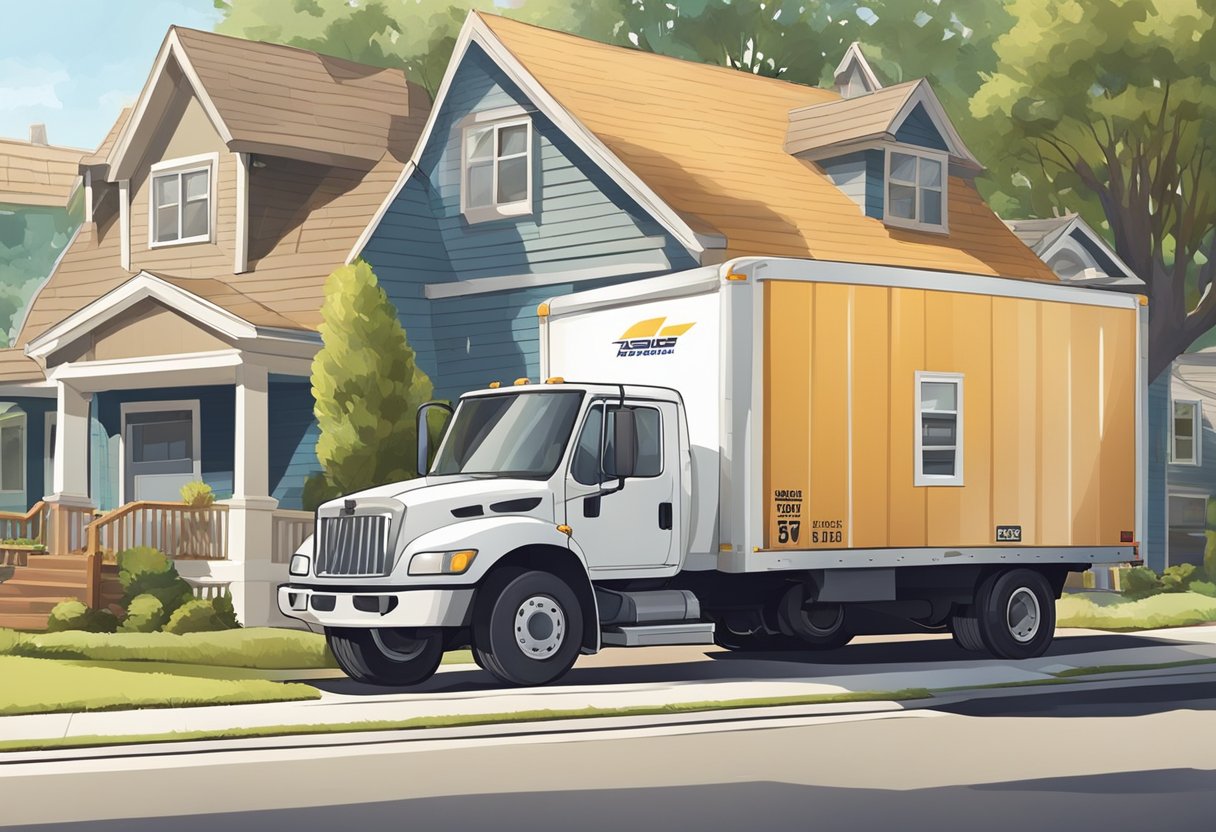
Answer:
[
  {"left": 473, "top": 567, "right": 584, "bottom": 687},
  {"left": 326, "top": 627, "right": 444, "bottom": 687},
  {"left": 974, "top": 569, "right": 1056, "bottom": 660}
]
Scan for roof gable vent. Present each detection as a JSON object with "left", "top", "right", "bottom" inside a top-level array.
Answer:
[{"left": 834, "top": 43, "right": 882, "bottom": 99}]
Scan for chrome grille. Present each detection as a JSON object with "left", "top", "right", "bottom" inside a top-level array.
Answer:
[{"left": 315, "top": 514, "right": 391, "bottom": 577}]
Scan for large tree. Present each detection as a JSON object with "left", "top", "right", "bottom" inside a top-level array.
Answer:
[{"left": 973, "top": 0, "right": 1216, "bottom": 379}]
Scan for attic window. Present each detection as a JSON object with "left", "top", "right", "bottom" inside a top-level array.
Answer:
[
  {"left": 461, "top": 117, "right": 532, "bottom": 224},
  {"left": 884, "top": 147, "right": 947, "bottom": 233},
  {"left": 149, "top": 153, "right": 216, "bottom": 248}
]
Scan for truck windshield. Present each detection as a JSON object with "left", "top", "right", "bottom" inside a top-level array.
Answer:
[{"left": 430, "top": 391, "right": 584, "bottom": 478}]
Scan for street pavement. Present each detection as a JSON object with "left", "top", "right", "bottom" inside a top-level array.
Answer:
[
  {"left": 3, "top": 678, "right": 1216, "bottom": 830},
  {"left": 3, "top": 626, "right": 1216, "bottom": 745}
]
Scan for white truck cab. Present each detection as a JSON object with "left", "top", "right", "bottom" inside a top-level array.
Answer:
[{"left": 280, "top": 381, "right": 704, "bottom": 687}]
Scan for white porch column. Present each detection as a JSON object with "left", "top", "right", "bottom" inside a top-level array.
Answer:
[
  {"left": 46, "top": 381, "right": 94, "bottom": 554},
  {"left": 223, "top": 363, "right": 281, "bottom": 627}
]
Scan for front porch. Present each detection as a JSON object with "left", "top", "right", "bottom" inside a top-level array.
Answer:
[{"left": 0, "top": 273, "right": 326, "bottom": 630}]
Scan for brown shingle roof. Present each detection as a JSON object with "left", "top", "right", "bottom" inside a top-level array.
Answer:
[
  {"left": 138, "top": 27, "right": 423, "bottom": 168},
  {"left": 151, "top": 274, "right": 305, "bottom": 330},
  {"left": 0, "top": 347, "right": 43, "bottom": 383},
  {"left": 785, "top": 81, "right": 920, "bottom": 157},
  {"left": 478, "top": 14, "right": 1055, "bottom": 282},
  {"left": 81, "top": 108, "right": 133, "bottom": 169},
  {"left": 0, "top": 137, "right": 85, "bottom": 207}
]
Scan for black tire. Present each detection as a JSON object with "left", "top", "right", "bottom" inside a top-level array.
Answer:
[
  {"left": 473, "top": 568, "right": 584, "bottom": 687},
  {"left": 325, "top": 627, "right": 444, "bottom": 686},
  {"left": 974, "top": 569, "right": 1056, "bottom": 660},
  {"left": 778, "top": 586, "right": 853, "bottom": 650},
  {"left": 950, "top": 609, "right": 986, "bottom": 652}
]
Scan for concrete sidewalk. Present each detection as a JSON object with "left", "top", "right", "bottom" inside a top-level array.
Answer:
[{"left": 3, "top": 626, "right": 1216, "bottom": 747}]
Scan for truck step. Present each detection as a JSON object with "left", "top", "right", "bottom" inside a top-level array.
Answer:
[{"left": 601, "top": 622, "right": 716, "bottom": 647}]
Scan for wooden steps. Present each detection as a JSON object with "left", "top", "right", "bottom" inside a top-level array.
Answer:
[
  {"left": 0, "top": 596, "right": 70, "bottom": 616},
  {"left": 0, "top": 554, "right": 110, "bottom": 631}
]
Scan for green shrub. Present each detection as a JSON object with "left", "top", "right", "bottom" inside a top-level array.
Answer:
[
  {"left": 116, "top": 546, "right": 192, "bottom": 613},
  {"left": 179, "top": 481, "right": 215, "bottom": 508},
  {"left": 1121, "top": 566, "right": 1164, "bottom": 600},
  {"left": 1162, "top": 563, "right": 1200, "bottom": 593},
  {"left": 46, "top": 600, "right": 118, "bottom": 634},
  {"left": 1190, "top": 580, "right": 1216, "bottom": 598},
  {"left": 212, "top": 591, "right": 240, "bottom": 629},
  {"left": 164, "top": 597, "right": 240, "bottom": 634},
  {"left": 119, "top": 594, "right": 168, "bottom": 634}
]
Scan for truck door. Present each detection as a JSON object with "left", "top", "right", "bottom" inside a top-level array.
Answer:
[{"left": 565, "top": 399, "right": 681, "bottom": 571}]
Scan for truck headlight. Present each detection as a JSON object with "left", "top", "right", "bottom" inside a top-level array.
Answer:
[
  {"left": 289, "top": 554, "right": 310, "bottom": 576},
  {"left": 409, "top": 549, "right": 478, "bottom": 576}
]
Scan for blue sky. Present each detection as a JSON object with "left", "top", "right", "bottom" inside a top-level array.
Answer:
[{"left": 0, "top": 0, "right": 222, "bottom": 150}]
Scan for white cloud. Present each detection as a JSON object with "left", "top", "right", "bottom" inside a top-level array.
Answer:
[
  {"left": 98, "top": 89, "right": 137, "bottom": 112},
  {"left": 0, "top": 58, "right": 69, "bottom": 113}
]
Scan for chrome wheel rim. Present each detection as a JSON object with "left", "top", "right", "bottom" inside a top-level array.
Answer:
[
  {"left": 372, "top": 629, "right": 428, "bottom": 662},
  {"left": 1006, "top": 588, "right": 1041, "bottom": 643},
  {"left": 515, "top": 594, "right": 566, "bottom": 661}
]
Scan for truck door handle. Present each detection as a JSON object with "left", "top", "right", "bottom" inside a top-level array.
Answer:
[{"left": 658, "top": 502, "right": 672, "bottom": 530}]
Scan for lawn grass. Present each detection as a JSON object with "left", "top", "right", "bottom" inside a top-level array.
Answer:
[
  {"left": 0, "top": 656, "right": 320, "bottom": 717},
  {"left": 1057, "top": 591, "right": 1216, "bottom": 631},
  {"left": 0, "top": 688, "right": 931, "bottom": 753}
]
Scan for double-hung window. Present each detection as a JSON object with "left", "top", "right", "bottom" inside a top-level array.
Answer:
[
  {"left": 149, "top": 155, "right": 214, "bottom": 247},
  {"left": 1172, "top": 400, "right": 1202, "bottom": 465},
  {"left": 461, "top": 117, "right": 532, "bottom": 223},
  {"left": 915, "top": 372, "right": 963, "bottom": 486},
  {"left": 885, "top": 147, "right": 947, "bottom": 232}
]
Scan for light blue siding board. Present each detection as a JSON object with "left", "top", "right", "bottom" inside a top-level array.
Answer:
[
  {"left": 864, "top": 151, "right": 885, "bottom": 219},
  {"left": 894, "top": 104, "right": 949, "bottom": 151},
  {"left": 268, "top": 380, "right": 319, "bottom": 510},
  {"left": 820, "top": 153, "right": 867, "bottom": 215},
  {"left": 1147, "top": 372, "right": 1169, "bottom": 571}
]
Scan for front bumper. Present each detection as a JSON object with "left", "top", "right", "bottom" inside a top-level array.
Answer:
[{"left": 278, "top": 584, "right": 474, "bottom": 628}]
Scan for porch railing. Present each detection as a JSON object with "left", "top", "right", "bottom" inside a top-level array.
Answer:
[
  {"left": 86, "top": 502, "right": 230, "bottom": 561},
  {"left": 0, "top": 501, "right": 46, "bottom": 544},
  {"left": 271, "top": 509, "right": 313, "bottom": 565}
]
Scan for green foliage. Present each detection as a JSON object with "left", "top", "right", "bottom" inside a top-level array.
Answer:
[
  {"left": 1205, "top": 496, "right": 1216, "bottom": 580},
  {"left": 1121, "top": 566, "right": 1164, "bottom": 600},
  {"left": 179, "top": 481, "right": 216, "bottom": 508},
  {"left": 1190, "top": 580, "right": 1216, "bottom": 598},
  {"left": 116, "top": 547, "right": 193, "bottom": 617},
  {"left": 164, "top": 597, "right": 238, "bottom": 635},
  {"left": 46, "top": 600, "right": 118, "bottom": 634},
  {"left": 120, "top": 594, "right": 169, "bottom": 634},
  {"left": 309, "top": 260, "right": 435, "bottom": 502},
  {"left": 1162, "top": 562, "right": 1200, "bottom": 593},
  {"left": 0, "top": 200, "right": 81, "bottom": 346}
]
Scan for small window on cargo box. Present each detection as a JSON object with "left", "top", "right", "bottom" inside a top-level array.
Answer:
[
  {"left": 1172, "top": 400, "right": 1201, "bottom": 465},
  {"left": 915, "top": 372, "right": 963, "bottom": 486}
]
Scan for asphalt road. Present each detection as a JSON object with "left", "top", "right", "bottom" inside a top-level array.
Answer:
[{"left": 5, "top": 679, "right": 1216, "bottom": 831}]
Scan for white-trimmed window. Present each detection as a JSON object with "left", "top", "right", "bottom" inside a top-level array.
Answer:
[
  {"left": 1172, "top": 399, "right": 1202, "bottom": 465},
  {"left": 149, "top": 154, "right": 215, "bottom": 247},
  {"left": 0, "top": 406, "right": 26, "bottom": 494},
  {"left": 461, "top": 117, "right": 532, "bottom": 223},
  {"left": 885, "top": 147, "right": 947, "bottom": 233},
  {"left": 915, "top": 372, "right": 963, "bottom": 486}
]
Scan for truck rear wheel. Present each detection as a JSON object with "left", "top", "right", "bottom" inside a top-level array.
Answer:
[
  {"left": 326, "top": 627, "right": 444, "bottom": 686},
  {"left": 473, "top": 567, "right": 583, "bottom": 687},
  {"left": 974, "top": 569, "right": 1056, "bottom": 660},
  {"left": 779, "top": 587, "right": 852, "bottom": 650}
]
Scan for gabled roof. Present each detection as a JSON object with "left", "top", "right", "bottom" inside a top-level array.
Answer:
[
  {"left": 0, "top": 136, "right": 86, "bottom": 207},
  {"left": 833, "top": 42, "right": 882, "bottom": 97},
  {"left": 785, "top": 78, "right": 982, "bottom": 170},
  {"left": 1003, "top": 214, "right": 1141, "bottom": 287},
  {"left": 80, "top": 108, "right": 133, "bottom": 174},
  {"left": 1003, "top": 215, "right": 1075, "bottom": 251},
  {"left": 107, "top": 26, "right": 425, "bottom": 178},
  {"left": 359, "top": 13, "right": 1052, "bottom": 282},
  {"left": 24, "top": 271, "right": 317, "bottom": 364}
]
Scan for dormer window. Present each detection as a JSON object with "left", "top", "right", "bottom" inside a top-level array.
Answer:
[
  {"left": 885, "top": 148, "right": 947, "bottom": 233},
  {"left": 149, "top": 153, "right": 215, "bottom": 247},
  {"left": 461, "top": 115, "right": 532, "bottom": 224}
]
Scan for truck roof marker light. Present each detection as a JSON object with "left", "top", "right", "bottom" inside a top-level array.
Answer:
[
  {"left": 514, "top": 377, "right": 530, "bottom": 386},
  {"left": 488, "top": 381, "right": 501, "bottom": 389},
  {"left": 725, "top": 272, "right": 748, "bottom": 281},
  {"left": 1137, "top": 294, "right": 1149, "bottom": 306},
  {"left": 545, "top": 376, "right": 565, "bottom": 384},
  {"left": 537, "top": 302, "right": 550, "bottom": 317},
  {"left": 557, "top": 524, "right": 572, "bottom": 536}
]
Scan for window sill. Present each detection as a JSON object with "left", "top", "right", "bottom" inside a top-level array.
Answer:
[
  {"left": 884, "top": 215, "right": 949, "bottom": 235},
  {"left": 462, "top": 203, "right": 533, "bottom": 226},
  {"left": 148, "top": 234, "right": 213, "bottom": 250}
]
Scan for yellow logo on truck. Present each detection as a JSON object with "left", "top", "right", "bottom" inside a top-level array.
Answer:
[{"left": 613, "top": 317, "right": 695, "bottom": 358}]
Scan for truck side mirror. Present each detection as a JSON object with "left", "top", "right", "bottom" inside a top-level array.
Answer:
[
  {"left": 416, "top": 401, "right": 454, "bottom": 476},
  {"left": 604, "top": 407, "right": 638, "bottom": 480}
]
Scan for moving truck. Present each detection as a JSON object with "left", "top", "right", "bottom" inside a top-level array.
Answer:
[{"left": 280, "top": 257, "right": 1147, "bottom": 688}]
